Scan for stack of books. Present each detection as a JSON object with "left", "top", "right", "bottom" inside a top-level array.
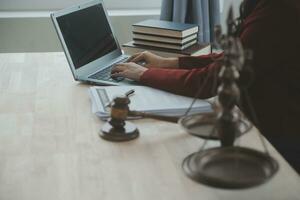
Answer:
[{"left": 123, "top": 19, "right": 211, "bottom": 57}]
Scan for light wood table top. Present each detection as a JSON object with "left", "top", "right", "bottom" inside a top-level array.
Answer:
[{"left": 0, "top": 52, "right": 299, "bottom": 200}]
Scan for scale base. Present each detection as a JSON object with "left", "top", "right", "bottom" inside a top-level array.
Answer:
[
  {"left": 100, "top": 121, "right": 139, "bottom": 142},
  {"left": 182, "top": 147, "right": 278, "bottom": 189}
]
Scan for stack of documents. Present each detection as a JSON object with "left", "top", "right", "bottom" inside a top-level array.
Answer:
[{"left": 88, "top": 86, "right": 212, "bottom": 120}]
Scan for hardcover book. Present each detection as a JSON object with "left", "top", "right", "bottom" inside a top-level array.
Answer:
[
  {"left": 122, "top": 41, "right": 211, "bottom": 57},
  {"left": 133, "top": 33, "right": 198, "bottom": 45},
  {"left": 132, "top": 19, "right": 199, "bottom": 38},
  {"left": 133, "top": 39, "right": 197, "bottom": 50}
]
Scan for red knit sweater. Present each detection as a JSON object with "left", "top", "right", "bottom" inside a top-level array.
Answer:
[{"left": 140, "top": 0, "right": 300, "bottom": 138}]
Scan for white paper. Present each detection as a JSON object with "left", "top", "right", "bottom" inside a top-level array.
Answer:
[{"left": 88, "top": 85, "right": 212, "bottom": 120}]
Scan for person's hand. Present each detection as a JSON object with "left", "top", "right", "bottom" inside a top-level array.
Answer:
[
  {"left": 111, "top": 62, "right": 148, "bottom": 81},
  {"left": 127, "top": 51, "right": 179, "bottom": 69}
]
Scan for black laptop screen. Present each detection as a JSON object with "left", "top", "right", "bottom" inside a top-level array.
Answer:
[{"left": 56, "top": 4, "right": 118, "bottom": 69}]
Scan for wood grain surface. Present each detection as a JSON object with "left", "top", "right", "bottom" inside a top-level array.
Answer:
[{"left": 0, "top": 52, "right": 299, "bottom": 200}]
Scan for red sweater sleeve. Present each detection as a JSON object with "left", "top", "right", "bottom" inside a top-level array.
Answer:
[
  {"left": 178, "top": 53, "right": 223, "bottom": 69},
  {"left": 140, "top": 62, "right": 221, "bottom": 98}
]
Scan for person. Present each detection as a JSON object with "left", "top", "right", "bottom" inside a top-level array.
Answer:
[{"left": 111, "top": 0, "right": 300, "bottom": 172}]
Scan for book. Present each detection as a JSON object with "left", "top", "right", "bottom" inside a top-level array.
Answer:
[
  {"left": 133, "top": 33, "right": 198, "bottom": 45},
  {"left": 89, "top": 86, "right": 212, "bottom": 119},
  {"left": 122, "top": 41, "right": 211, "bottom": 57},
  {"left": 133, "top": 39, "right": 197, "bottom": 50},
  {"left": 132, "top": 19, "right": 198, "bottom": 38}
]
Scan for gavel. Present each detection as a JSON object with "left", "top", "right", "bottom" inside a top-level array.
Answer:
[{"left": 100, "top": 95, "right": 180, "bottom": 142}]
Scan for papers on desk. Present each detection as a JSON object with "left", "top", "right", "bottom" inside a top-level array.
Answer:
[{"left": 88, "top": 86, "right": 212, "bottom": 120}]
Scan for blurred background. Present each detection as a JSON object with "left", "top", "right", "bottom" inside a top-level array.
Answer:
[{"left": 0, "top": 0, "right": 242, "bottom": 53}]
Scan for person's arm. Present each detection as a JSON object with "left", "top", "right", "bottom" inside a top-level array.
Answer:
[
  {"left": 126, "top": 51, "right": 223, "bottom": 70},
  {"left": 127, "top": 51, "right": 179, "bottom": 69},
  {"left": 111, "top": 52, "right": 223, "bottom": 97},
  {"left": 140, "top": 62, "right": 221, "bottom": 98},
  {"left": 178, "top": 53, "right": 224, "bottom": 69}
]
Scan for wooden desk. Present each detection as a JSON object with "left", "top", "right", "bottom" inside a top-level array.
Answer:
[{"left": 0, "top": 52, "right": 299, "bottom": 200}]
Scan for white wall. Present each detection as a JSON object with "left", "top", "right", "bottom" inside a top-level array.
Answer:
[
  {"left": 0, "top": 0, "right": 161, "bottom": 10},
  {"left": 0, "top": 12, "right": 159, "bottom": 53}
]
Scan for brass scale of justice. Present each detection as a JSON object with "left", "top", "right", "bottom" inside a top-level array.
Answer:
[{"left": 99, "top": 8, "right": 278, "bottom": 189}]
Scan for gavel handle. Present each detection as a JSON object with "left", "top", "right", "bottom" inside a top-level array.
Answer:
[{"left": 129, "top": 111, "right": 179, "bottom": 123}]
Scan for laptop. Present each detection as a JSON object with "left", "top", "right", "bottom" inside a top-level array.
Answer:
[{"left": 51, "top": 0, "right": 134, "bottom": 85}]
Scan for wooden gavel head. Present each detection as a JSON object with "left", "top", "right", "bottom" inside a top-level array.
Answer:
[
  {"left": 109, "top": 96, "right": 130, "bottom": 129},
  {"left": 100, "top": 96, "right": 139, "bottom": 142}
]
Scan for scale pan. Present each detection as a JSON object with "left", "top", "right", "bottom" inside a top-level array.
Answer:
[
  {"left": 182, "top": 147, "right": 278, "bottom": 189},
  {"left": 179, "top": 113, "right": 252, "bottom": 140}
]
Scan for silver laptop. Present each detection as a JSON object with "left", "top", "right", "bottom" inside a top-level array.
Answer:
[{"left": 51, "top": 0, "right": 134, "bottom": 85}]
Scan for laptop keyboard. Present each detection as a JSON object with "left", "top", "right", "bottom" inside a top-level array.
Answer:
[{"left": 89, "top": 57, "right": 128, "bottom": 82}]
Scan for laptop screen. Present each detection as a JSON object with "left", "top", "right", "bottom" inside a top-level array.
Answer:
[{"left": 56, "top": 4, "right": 118, "bottom": 69}]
